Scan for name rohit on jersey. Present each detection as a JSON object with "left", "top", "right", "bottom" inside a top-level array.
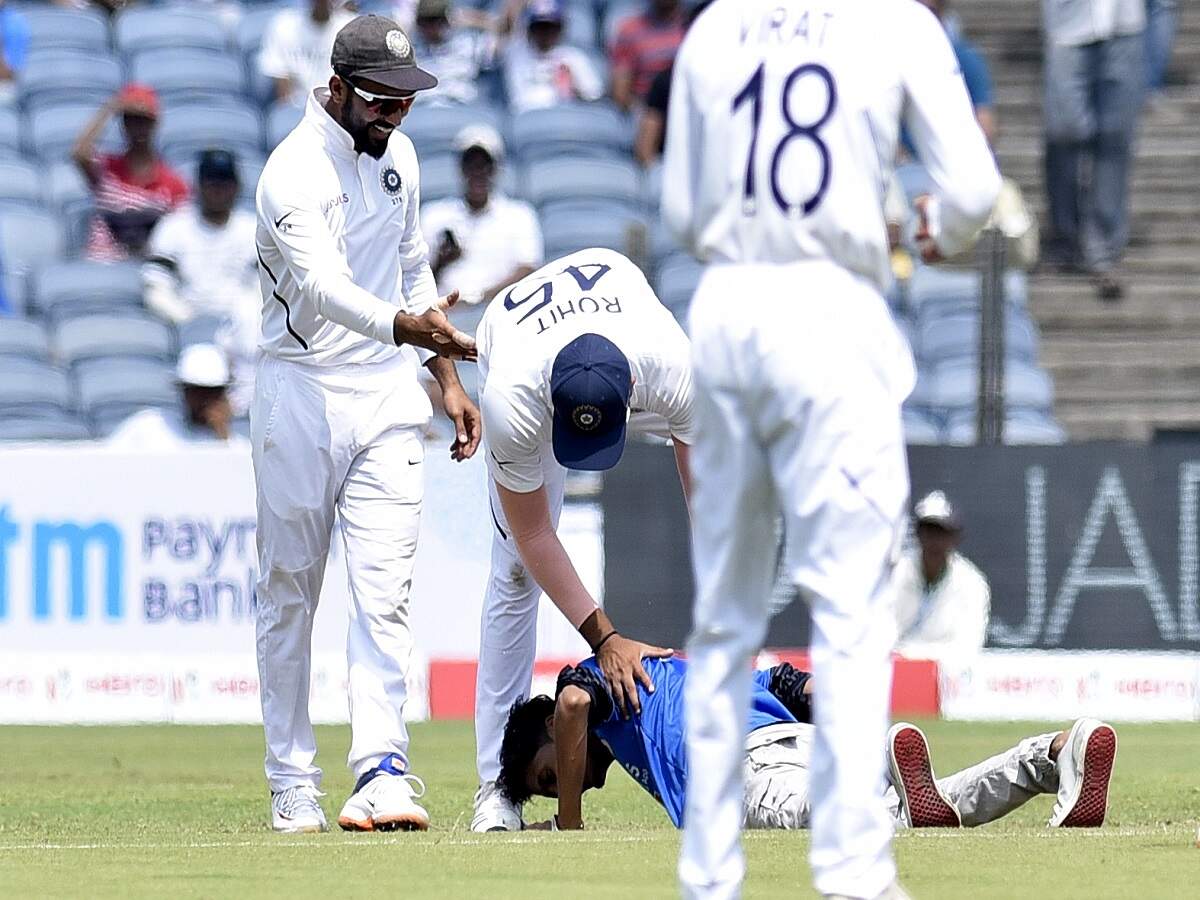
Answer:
[
  {"left": 740, "top": 7, "right": 834, "bottom": 46},
  {"left": 526, "top": 294, "right": 623, "bottom": 337}
]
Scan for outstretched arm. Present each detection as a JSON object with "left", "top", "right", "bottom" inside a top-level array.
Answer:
[{"left": 554, "top": 685, "right": 592, "bottom": 829}]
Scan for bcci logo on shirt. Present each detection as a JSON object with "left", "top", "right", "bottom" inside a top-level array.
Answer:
[
  {"left": 572, "top": 405, "right": 602, "bottom": 431},
  {"left": 381, "top": 167, "right": 403, "bottom": 197}
]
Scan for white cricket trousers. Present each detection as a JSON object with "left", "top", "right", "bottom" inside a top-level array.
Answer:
[
  {"left": 251, "top": 353, "right": 427, "bottom": 792},
  {"left": 474, "top": 459, "right": 567, "bottom": 783},
  {"left": 680, "top": 262, "right": 915, "bottom": 900}
]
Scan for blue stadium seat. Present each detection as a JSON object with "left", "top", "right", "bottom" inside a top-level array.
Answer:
[
  {"left": 929, "top": 360, "right": 1055, "bottom": 412},
  {"left": 906, "top": 264, "right": 1030, "bottom": 317},
  {"left": 113, "top": 6, "right": 230, "bottom": 54},
  {"left": 0, "top": 208, "right": 64, "bottom": 277},
  {"left": 541, "top": 207, "right": 648, "bottom": 262},
  {"left": 0, "top": 159, "right": 45, "bottom": 208},
  {"left": 178, "top": 315, "right": 226, "bottom": 347},
  {"left": 26, "top": 102, "right": 124, "bottom": 161},
  {"left": 906, "top": 367, "right": 937, "bottom": 409},
  {"left": 509, "top": 103, "right": 633, "bottom": 163},
  {"left": 56, "top": 313, "right": 176, "bottom": 367},
  {"left": 21, "top": 6, "right": 110, "bottom": 53},
  {"left": 562, "top": 6, "right": 599, "bottom": 49},
  {"left": 130, "top": 49, "right": 247, "bottom": 105},
  {"left": 0, "top": 412, "right": 92, "bottom": 442},
  {"left": 158, "top": 102, "right": 265, "bottom": 161},
  {"left": 236, "top": 5, "right": 286, "bottom": 60},
  {"left": 944, "top": 409, "right": 1067, "bottom": 447},
  {"left": 417, "top": 153, "right": 521, "bottom": 205},
  {"left": 31, "top": 260, "right": 145, "bottom": 320},
  {"left": 0, "top": 358, "right": 73, "bottom": 415},
  {"left": 523, "top": 156, "right": 641, "bottom": 211},
  {"left": 648, "top": 217, "right": 682, "bottom": 267},
  {"left": 18, "top": 51, "right": 124, "bottom": 110},
  {"left": 917, "top": 310, "right": 1039, "bottom": 363},
  {"left": 266, "top": 101, "right": 304, "bottom": 149},
  {"left": 46, "top": 162, "right": 91, "bottom": 215},
  {"left": 656, "top": 252, "right": 703, "bottom": 317},
  {"left": 0, "top": 318, "right": 51, "bottom": 362},
  {"left": 902, "top": 408, "right": 943, "bottom": 445},
  {"left": 400, "top": 102, "right": 505, "bottom": 159},
  {"left": 74, "top": 357, "right": 178, "bottom": 430},
  {"left": 0, "top": 107, "right": 20, "bottom": 158}
]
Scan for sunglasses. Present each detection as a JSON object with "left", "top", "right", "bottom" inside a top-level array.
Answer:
[{"left": 347, "top": 80, "right": 415, "bottom": 111}]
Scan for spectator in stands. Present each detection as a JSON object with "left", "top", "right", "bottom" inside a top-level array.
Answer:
[
  {"left": 609, "top": 0, "right": 684, "bottom": 113},
  {"left": 633, "top": 0, "right": 712, "bottom": 168},
  {"left": 1145, "top": 0, "right": 1178, "bottom": 99},
  {"left": 143, "top": 149, "right": 259, "bottom": 417},
  {"left": 0, "top": 1, "right": 30, "bottom": 106},
  {"left": 107, "top": 344, "right": 248, "bottom": 449},
  {"left": 72, "top": 84, "right": 189, "bottom": 263},
  {"left": 259, "top": 0, "right": 355, "bottom": 107},
  {"left": 893, "top": 491, "right": 991, "bottom": 666},
  {"left": 503, "top": 0, "right": 603, "bottom": 114},
  {"left": 409, "top": 0, "right": 496, "bottom": 106},
  {"left": 917, "top": 0, "right": 995, "bottom": 144},
  {"left": 1042, "top": 0, "right": 1145, "bottom": 301},
  {"left": 423, "top": 125, "right": 543, "bottom": 306}
]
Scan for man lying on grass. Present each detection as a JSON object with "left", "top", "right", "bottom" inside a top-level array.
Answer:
[{"left": 497, "top": 656, "right": 1116, "bottom": 832}]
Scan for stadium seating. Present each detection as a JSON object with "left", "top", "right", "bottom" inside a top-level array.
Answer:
[
  {"left": 0, "top": 358, "right": 74, "bottom": 417},
  {"left": 158, "top": 101, "right": 265, "bottom": 163},
  {"left": 55, "top": 312, "right": 176, "bottom": 367},
  {"left": 927, "top": 359, "right": 1055, "bottom": 413},
  {"left": 18, "top": 51, "right": 124, "bottom": 111},
  {"left": 0, "top": 208, "right": 64, "bottom": 277},
  {"left": 266, "top": 101, "right": 304, "bottom": 149},
  {"left": 0, "top": 318, "right": 51, "bottom": 362},
  {"left": 31, "top": 260, "right": 146, "bottom": 321},
  {"left": 509, "top": 103, "right": 633, "bottom": 162},
  {"left": 655, "top": 252, "right": 703, "bottom": 318},
  {"left": 916, "top": 310, "right": 1039, "bottom": 364},
  {"left": 418, "top": 153, "right": 519, "bottom": 205},
  {"left": 400, "top": 102, "right": 505, "bottom": 159},
  {"left": 905, "top": 265, "right": 1030, "bottom": 317},
  {"left": 0, "top": 159, "right": 45, "bottom": 208},
  {"left": 26, "top": 102, "right": 125, "bottom": 161},
  {"left": 130, "top": 49, "right": 249, "bottom": 106},
  {"left": 902, "top": 408, "right": 943, "bottom": 445},
  {"left": 74, "top": 357, "right": 178, "bottom": 433},
  {"left": 0, "top": 107, "right": 20, "bottom": 158},
  {"left": 20, "top": 6, "right": 110, "bottom": 53},
  {"left": 523, "top": 156, "right": 642, "bottom": 212},
  {"left": 113, "top": 6, "right": 230, "bottom": 55},
  {"left": 541, "top": 206, "right": 648, "bottom": 262},
  {"left": 945, "top": 409, "right": 1067, "bottom": 446},
  {"left": 0, "top": 413, "right": 91, "bottom": 442}
]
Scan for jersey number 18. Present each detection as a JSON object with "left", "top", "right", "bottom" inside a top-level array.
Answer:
[{"left": 732, "top": 62, "right": 837, "bottom": 217}]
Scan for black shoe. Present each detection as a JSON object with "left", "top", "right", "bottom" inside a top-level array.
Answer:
[{"left": 1094, "top": 272, "right": 1124, "bottom": 302}]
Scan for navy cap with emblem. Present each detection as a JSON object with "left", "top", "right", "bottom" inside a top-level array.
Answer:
[
  {"left": 331, "top": 14, "right": 437, "bottom": 93},
  {"left": 550, "top": 333, "right": 632, "bottom": 471}
]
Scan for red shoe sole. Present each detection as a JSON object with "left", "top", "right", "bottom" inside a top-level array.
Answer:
[
  {"left": 1059, "top": 725, "right": 1116, "bottom": 828},
  {"left": 892, "top": 727, "right": 960, "bottom": 827},
  {"left": 338, "top": 814, "right": 429, "bottom": 832}
]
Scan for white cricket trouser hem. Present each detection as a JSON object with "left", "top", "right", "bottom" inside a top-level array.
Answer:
[
  {"left": 474, "top": 457, "right": 567, "bottom": 784},
  {"left": 680, "top": 262, "right": 915, "bottom": 900},
  {"left": 252, "top": 354, "right": 428, "bottom": 792}
]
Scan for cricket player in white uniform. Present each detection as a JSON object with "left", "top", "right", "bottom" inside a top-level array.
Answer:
[
  {"left": 469, "top": 248, "right": 692, "bottom": 832},
  {"left": 662, "top": 2, "right": 1001, "bottom": 897},
  {"left": 253, "top": 15, "right": 480, "bottom": 834}
]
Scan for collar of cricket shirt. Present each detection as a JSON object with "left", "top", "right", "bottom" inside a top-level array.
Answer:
[{"left": 306, "top": 87, "right": 360, "bottom": 160}]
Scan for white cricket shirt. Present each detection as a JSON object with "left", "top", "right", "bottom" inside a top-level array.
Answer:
[
  {"left": 255, "top": 87, "right": 439, "bottom": 372},
  {"left": 477, "top": 248, "right": 694, "bottom": 493},
  {"left": 662, "top": 0, "right": 1000, "bottom": 291},
  {"left": 893, "top": 548, "right": 991, "bottom": 665},
  {"left": 421, "top": 193, "right": 544, "bottom": 303},
  {"left": 257, "top": 8, "right": 356, "bottom": 106}
]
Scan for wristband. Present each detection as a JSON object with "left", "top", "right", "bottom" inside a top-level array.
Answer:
[{"left": 592, "top": 630, "right": 619, "bottom": 653}]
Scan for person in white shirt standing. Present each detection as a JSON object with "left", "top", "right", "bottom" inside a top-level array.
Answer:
[
  {"left": 143, "top": 149, "right": 260, "bottom": 416},
  {"left": 259, "top": 0, "right": 356, "bottom": 107},
  {"left": 469, "top": 247, "right": 688, "bottom": 832},
  {"left": 893, "top": 491, "right": 990, "bottom": 666},
  {"left": 423, "top": 125, "right": 544, "bottom": 307},
  {"left": 253, "top": 14, "right": 480, "bottom": 836},
  {"left": 662, "top": 2, "right": 1000, "bottom": 898}
]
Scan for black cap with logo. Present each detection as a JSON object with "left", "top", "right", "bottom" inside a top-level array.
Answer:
[
  {"left": 331, "top": 15, "right": 438, "bottom": 94},
  {"left": 197, "top": 148, "right": 238, "bottom": 183}
]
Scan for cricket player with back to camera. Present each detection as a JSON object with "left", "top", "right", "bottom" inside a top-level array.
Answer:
[
  {"left": 253, "top": 15, "right": 480, "bottom": 835},
  {"left": 662, "top": 1, "right": 1002, "bottom": 897},
  {"left": 469, "top": 247, "right": 695, "bottom": 832}
]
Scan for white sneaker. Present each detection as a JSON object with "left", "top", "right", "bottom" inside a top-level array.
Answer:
[
  {"left": 271, "top": 785, "right": 328, "bottom": 834},
  {"left": 338, "top": 756, "right": 430, "bottom": 832},
  {"left": 1049, "top": 718, "right": 1117, "bottom": 827},
  {"left": 886, "top": 723, "right": 961, "bottom": 828},
  {"left": 826, "top": 882, "right": 912, "bottom": 900},
  {"left": 471, "top": 781, "right": 523, "bottom": 832}
]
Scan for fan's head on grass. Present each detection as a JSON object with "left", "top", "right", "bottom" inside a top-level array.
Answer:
[{"left": 498, "top": 695, "right": 556, "bottom": 805}]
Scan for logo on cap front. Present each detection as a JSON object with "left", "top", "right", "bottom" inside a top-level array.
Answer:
[
  {"left": 380, "top": 167, "right": 403, "bottom": 196},
  {"left": 572, "top": 405, "right": 602, "bottom": 432},
  {"left": 386, "top": 30, "right": 411, "bottom": 58}
]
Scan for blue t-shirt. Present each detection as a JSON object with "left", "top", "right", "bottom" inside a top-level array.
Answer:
[
  {"left": 901, "top": 36, "right": 993, "bottom": 159},
  {"left": 566, "top": 657, "right": 795, "bottom": 827}
]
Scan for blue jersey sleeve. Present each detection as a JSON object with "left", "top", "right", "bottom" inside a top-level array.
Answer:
[{"left": 954, "top": 40, "right": 994, "bottom": 108}]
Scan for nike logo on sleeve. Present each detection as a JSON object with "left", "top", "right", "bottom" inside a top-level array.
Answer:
[{"left": 274, "top": 210, "right": 297, "bottom": 230}]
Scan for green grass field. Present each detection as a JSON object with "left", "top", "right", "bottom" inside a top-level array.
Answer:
[{"left": 0, "top": 719, "right": 1196, "bottom": 898}]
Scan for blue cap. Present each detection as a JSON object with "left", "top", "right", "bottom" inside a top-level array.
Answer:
[
  {"left": 527, "top": 0, "right": 564, "bottom": 23},
  {"left": 550, "top": 333, "right": 632, "bottom": 471}
]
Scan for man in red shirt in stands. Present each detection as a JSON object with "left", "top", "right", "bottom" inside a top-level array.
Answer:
[
  {"left": 608, "top": 0, "right": 684, "bottom": 111},
  {"left": 71, "top": 83, "right": 189, "bottom": 262}
]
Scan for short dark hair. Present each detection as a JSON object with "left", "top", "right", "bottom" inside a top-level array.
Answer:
[{"left": 497, "top": 695, "right": 555, "bottom": 805}]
